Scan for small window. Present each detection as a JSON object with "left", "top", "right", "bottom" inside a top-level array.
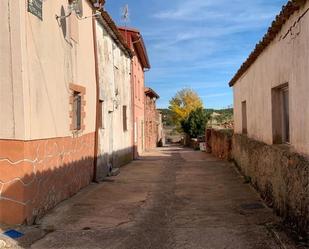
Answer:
[
  {"left": 123, "top": 105, "right": 128, "bottom": 131},
  {"left": 272, "top": 84, "right": 289, "bottom": 144},
  {"left": 241, "top": 101, "right": 247, "bottom": 134},
  {"left": 98, "top": 100, "right": 104, "bottom": 129},
  {"left": 73, "top": 91, "right": 82, "bottom": 130}
]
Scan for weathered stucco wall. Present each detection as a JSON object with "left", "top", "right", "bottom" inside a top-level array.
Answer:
[
  {"left": 118, "top": 29, "right": 146, "bottom": 158},
  {"left": 132, "top": 54, "right": 146, "bottom": 157},
  {"left": 1, "top": 0, "right": 96, "bottom": 140},
  {"left": 95, "top": 20, "right": 132, "bottom": 177},
  {"left": 145, "top": 96, "right": 158, "bottom": 151},
  {"left": 232, "top": 134, "right": 308, "bottom": 236},
  {"left": 233, "top": 2, "right": 309, "bottom": 155},
  {"left": 24, "top": 0, "right": 96, "bottom": 139},
  {"left": 0, "top": 1, "right": 26, "bottom": 139},
  {"left": 0, "top": 0, "right": 97, "bottom": 224}
]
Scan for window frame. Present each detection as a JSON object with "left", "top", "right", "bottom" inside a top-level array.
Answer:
[
  {"left": 123, "top": 105, "right": 128, "bottom": 132},
  {"left": 73, "top": 91, "right": 82, "bottom": 131},
  {"left": 241, "top": 100, "right": 247, "bottom": 134},
  {"left": 69, "top": 83, "right": 86, "bottom": 133},
  {"left": 271, "top": 83, "right": 290, "bottom": 144}
]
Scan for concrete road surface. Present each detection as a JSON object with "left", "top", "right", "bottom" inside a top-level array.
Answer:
[{"left": 4, "top": 146, "right": 303, "bottom": 249}]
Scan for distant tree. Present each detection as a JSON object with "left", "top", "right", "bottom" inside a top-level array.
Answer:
[
  {"left": 181, "top": 107, "right": 210, "bottom": 138},
  {"left": 158, "top": 109, "right": 175, "bottom": 126},
  {"left": 169, "top": 88, "right": 203, "bottom": 129},
  {"left": 214, "top": 108, "right": 233, "bottom": 124}
]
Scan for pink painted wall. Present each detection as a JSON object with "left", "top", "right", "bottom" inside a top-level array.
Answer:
[
  {"left": 132, "top": 54, "right": 146, "bottom": 158},
  {"left": 119, "top": 29, "right": 147, "bottom": 158}
]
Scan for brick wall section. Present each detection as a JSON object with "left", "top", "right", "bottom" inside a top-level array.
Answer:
[
  {"left": 0, "top": 133, "right": 95, "bottom": 225},
  {"left": 144, "top": 96, "right": 158, "bottom": 151},
  {"left": 206, "top": 129, "right": 233, "bottom": 160},
  {"left": 232, "top": 134, "right": 309, "bottom": 237}
]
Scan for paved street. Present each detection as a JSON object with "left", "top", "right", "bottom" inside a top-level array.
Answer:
[{"left": 12, "top": 146, "right": 300, "bottom": 249}]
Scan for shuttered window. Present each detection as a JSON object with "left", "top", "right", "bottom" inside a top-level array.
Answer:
[
  {"left": 241, "top": 101, "right": 247, "bottom": 134},
  {"left": 123, "top": 105, "right": 128, "bottom": 131},
  {"left": 73, "top": 92, "right": 82, "bottom": 130}
]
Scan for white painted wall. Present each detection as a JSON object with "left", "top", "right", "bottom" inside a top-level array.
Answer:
[
  {"left": 233, "top": 2, "right": 309, "bottom": 155},
  {"left": 95, "top": 20, "right": 132, "bottom": 173}
]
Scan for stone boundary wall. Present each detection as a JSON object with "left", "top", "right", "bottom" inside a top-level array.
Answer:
[
  {"left": 232, "top": 134, "right": 309, "bottom": 237},
  {"left": 0, "top": 133, "right": 95, "bottom": 225},
  {"left": 206, "top": 129, "right": 233, "bottom": 160}
]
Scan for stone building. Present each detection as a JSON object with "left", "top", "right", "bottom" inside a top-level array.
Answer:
[
  {"left": 94, "top": 12, "right": 133, "bottom": 179},
  {"left": 230, "top": 0, "right": 308, "bottom": 235},
  {"left": 157, "top": 111, "right": 164, "bottom": 146},
  {"left": 118, "top": 27, "right": 151, "bottom": 159},
  {"left": 144, "top": 87, "right": 160, "bottom": 150}
]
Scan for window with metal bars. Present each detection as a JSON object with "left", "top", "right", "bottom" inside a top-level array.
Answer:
[
  {"left": 73, "top": 91, "right": 82, "bottom": 130},
  {"left": 123, "top": 105, "right": 128, "bottom": 131}
]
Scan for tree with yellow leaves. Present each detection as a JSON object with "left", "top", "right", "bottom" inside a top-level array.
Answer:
[{"left": 169, "top": 88, "right": 203, "bottom": 130}]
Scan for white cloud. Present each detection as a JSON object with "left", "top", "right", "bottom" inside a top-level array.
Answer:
[
  {"left": 124, "top": 0, "right": 285, "bottom": 108},
  {"left": 153, "top": 0, "right": 281, "bottom": 23}
]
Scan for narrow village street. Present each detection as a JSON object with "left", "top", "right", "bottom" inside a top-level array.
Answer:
[
  {"left": 7, "top": 146, "right": 297, "bottom": 249},
  {"left": 1, "top": 1, "right": 308, "bottom": 248}
]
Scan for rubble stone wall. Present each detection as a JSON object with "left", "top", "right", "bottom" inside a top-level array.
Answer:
[{"left": 232, "top": 134, "right": 309, "bottom": 236}]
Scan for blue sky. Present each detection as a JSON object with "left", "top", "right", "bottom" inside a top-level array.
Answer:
[{"left": 105, "top": 0, "right": 287, "bottom": 109}]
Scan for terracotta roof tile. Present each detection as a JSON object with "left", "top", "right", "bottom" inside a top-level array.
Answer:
[
  {"left": 145, "top": 87, "right": 160, "bottom": 99},
  {"left": 98, "top": 11, "right": 134, "bottom": 57},
  {"left": 118, "top": 27, "right": 151, "bottom": 69}
]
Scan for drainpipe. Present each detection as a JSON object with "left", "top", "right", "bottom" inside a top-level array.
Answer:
[{"left": 92, "top": 13, "right": 100, "bottom": 182}]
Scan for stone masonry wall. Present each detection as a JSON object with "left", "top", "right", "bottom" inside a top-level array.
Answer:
[
  {"left": 232, "top": 134, "right": 309, "bottom": 236},
  {"left": 0, "top": 133, "right": 95, "bottom": 225},
  {"left": 145, "top": 96, "right": 158, "bottom": 151}
]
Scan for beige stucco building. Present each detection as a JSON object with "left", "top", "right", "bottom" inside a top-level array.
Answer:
[
  {"left": 0, "top": 0, "right": 99, "bottom": 224},
  {"left": 94, "top": 11, "right": 133, "bottom": 179},
  {"left": 230, "top": 0, "right": 308, "bottom": 235},
  {"left": 232, "top": 0, "right": 309, "bottom": 155}
]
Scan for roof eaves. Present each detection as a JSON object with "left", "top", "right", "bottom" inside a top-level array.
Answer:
[
  {"left": 119, "top": 27, "right": 151, "bottom": 69},
  {"left": 145, "top": 87, "right": 160, "bottom": 99},
  {"left": 97, "top": 11, "right": 134, "bottom": 58},
  {"left": 229, "top": 0, "right": 306, "bottom": 87}
]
